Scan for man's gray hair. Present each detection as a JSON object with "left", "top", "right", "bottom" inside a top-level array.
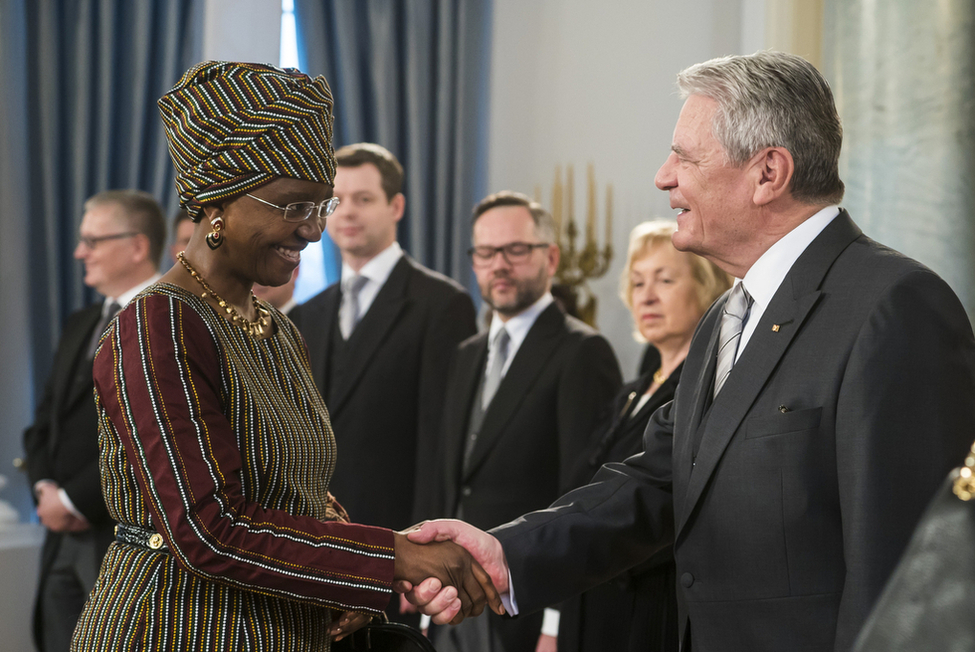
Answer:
[
  {"left": 677, "top": 50, "right": 844, "bottom": 205},
  {"left": 85, "top": 189, "right": 167, "bottom": 268}
]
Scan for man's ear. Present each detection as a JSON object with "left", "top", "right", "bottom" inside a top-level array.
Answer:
[
  {"left": 546, "top": 243, "right": 560, "bottom": 277},
  {"left": 130, "top": 233, "right": 152, "bottom": 265},
  {"left": 752, "top": 147, "right": 794, "bottom": 206},
  {"left": 390, "top": 192, "right": 406, "bottom": 222}
]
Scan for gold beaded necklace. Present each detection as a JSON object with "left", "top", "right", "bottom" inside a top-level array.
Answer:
[
  {"left": 653, "top": 368, "right": 668, "bottom": 385},
  {"left": 177, "top": 252, "right": 270, "bottom": 338}
]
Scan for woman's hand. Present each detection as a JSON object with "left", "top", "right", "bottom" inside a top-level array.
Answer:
[
  {"left": 329, "top": 611, "right": 372, "bottom": 642},
  {"left": 392, "top": 531, "right": 504, "bottom": 622}
]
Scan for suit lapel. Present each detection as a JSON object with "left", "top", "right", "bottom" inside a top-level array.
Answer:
[
  {"left": 671, "top": 300, "right": 722, "bottom": 514},
  {"left": 305, "top": 285, "right": 341, "bottom": 396},
  {"left": 443, "top": 337, "right": 489, "bottom": 509},
  {"left": 58, "top": 305, "right": 103, "bottom": 410},
  {"left": 689, "top": 306, "right": 723, "bottom": 435},
  {"left": 462, "top": 303, "right": 566, "bottom": 481},
  {"left": 675, "top": 211, "right": 863, "bottom": 538},
  {"left": 48, "top": 305, "right": 102, "bottom": 453},
  {"left": 328, "top": 257, "right": 411, "bottom": 415}
]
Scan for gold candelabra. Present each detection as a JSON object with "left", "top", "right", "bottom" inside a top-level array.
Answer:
[{"left": 537, "top": 163, "right": 613, "bottom": 327}]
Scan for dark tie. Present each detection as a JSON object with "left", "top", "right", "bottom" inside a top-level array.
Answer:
[
  {"left": 481, "top": 328, "right": 510, "bottom": 410},
  {"left": 87, "top": 300, "right": 122, "bottom": 359},
  {"left": 713, "top": 283, "right": 752, "bottom": 398},
  {"left": 339, "top": 274, "right": 369, "bottom": 339}
]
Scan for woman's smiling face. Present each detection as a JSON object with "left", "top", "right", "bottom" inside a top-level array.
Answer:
[{"left": 218, "top": 177, "right": 331, "bottom": 287}]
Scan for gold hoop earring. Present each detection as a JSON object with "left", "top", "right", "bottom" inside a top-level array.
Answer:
[{"left": 205, "top": 216, "right": 224, "bottom": 250}]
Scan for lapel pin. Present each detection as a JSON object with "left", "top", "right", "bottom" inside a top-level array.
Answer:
[
  {"left": 772, "top": 324, "right": 780, "bottom": 332},
  {"left": 779, "top": 405, "right": 790, "bottom": 413}
]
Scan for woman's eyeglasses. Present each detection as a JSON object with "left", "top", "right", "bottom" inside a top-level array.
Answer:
[{"left": 245, "top": 194, "right": 340, "bottom": 223}]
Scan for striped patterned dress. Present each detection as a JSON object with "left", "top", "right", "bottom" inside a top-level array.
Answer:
[{"left": 72, "top": 283, "right": 395, "bottom": 651}]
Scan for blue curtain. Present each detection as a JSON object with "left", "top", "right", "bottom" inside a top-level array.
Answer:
[
  {"left": 0, "top": 0, "right": 203, "bottom": 518},
  {"left": 293, "top": 0, "right": 492, "bottom": 288}
]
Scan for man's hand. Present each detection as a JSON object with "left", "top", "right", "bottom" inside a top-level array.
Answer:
[
  {"left": 399, "top": 592, "right": 418, "bottom": 614},
  {"left": 35, "top": 483, "right": 89, "bottom": 533},
  {"left": 392, "top": 531, "right": 504, "bottom": 623},
  {"left": 536, "top": 633, "right": 558, "bottom": 652},
  {"left": 396, "top": 520, "right": 509, "bottom": 624}
]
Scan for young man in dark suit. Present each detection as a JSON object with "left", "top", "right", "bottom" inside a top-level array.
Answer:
[
  {"left": 289, "top": 143, "right": 477, "bottom": 621},
  {"left": 24, "top": 190, "right": 165, "bottom": 652},
  {"left": 425, "top": 191, "right": 622, "bottom": 652},
  {"left": 405, "top": 52, "right": 975, "bottom": 652}
]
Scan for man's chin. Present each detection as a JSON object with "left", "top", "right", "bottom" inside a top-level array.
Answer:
[
  {"left": 487, "top": 295, "right": 517, "bottom": 314},
  {"left": 671, "top": 231, "right": 695, "bottom": 253},
  {"left": 491, "top": 301, "right": 533, "bottom": 320}
]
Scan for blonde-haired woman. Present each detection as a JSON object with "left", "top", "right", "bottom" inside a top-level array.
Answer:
[{"left": 559, "top": 220, "right": 731, "bottom": 652}]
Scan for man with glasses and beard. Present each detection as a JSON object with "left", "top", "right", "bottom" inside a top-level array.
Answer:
[
  {"left": 23, "top": 189, "right": 164, "bottom": 652},
  {"left": 423, "top": 191, "right": 622, "bottom": 652}
]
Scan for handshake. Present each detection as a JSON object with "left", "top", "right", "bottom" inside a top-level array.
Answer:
[
  {"left": 393, "top": 519, "right": 508, "bottom": 624},
  {"left": 331, "top": 519, "right": 507, "bottom": 641}
]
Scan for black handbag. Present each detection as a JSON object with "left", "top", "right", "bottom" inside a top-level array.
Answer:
[
  {"left": 852, "top": 449, "right": 975, "bottom": 652},
  {"left": 331, "top": 619, "right": 436, "bottom": 652}
]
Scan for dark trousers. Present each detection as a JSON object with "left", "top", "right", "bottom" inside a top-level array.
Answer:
[{"left": 40, "top": 530, "right": 103, "bottom": 652}]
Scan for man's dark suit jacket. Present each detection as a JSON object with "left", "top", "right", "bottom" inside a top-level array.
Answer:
[
  {"left": 431, "top": 301, "right": 622, "bottom": 650},
  {"left": 290, "top": 254, "right": 476, "bottom": 531},
  {"left": 493, "top": 211, "right": 975, "bottom": 652},
  {"left": 559, "top": 366, "right": 682, "bottom": 652},
  {"left": 23, "top": 304, "right": 117, "bottom": 646}
]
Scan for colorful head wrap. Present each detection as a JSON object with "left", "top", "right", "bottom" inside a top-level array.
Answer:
[{"left": 158, "top": 61, "right": 336, "bottom": 221}]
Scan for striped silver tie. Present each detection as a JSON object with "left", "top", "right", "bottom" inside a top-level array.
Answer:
[{"left": 713, "top": 283, "right": 752, "bottom": 398}]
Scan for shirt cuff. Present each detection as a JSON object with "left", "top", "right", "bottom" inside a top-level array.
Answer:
[
  {"left": 418, "top": 566, "right": 520, "bottom": 628},
  {"left": 57, "top": 488, "right": 86, "bottom": 520},
  {"left": 502, "top": 566, "right": 519, "bottom": 615},
  {"left": 541, "top": 608, "right": 560, "bottom": 637}
]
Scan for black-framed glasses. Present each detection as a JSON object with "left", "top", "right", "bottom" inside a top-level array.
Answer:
[
  {"left": 245, "top": 193, "right": 340, "bottom": 223},
  {"left": 467, "top": 242, "right": 551, "bottom": 267},
  {"left": 77, "top": 232, "right": 140, "bottom": 249}
]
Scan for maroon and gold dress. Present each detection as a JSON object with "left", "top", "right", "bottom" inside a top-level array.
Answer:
[{"left": 72, "top": 283, "right": 394, "bottom": 651}]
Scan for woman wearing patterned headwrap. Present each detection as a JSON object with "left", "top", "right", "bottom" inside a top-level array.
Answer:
[{"left": 71, "top": 62, "right": 499, "bottom": 652}]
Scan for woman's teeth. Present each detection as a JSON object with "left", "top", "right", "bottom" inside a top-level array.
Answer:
[{"left": 275, "top": 246, "right": 300, "bottom": 262}]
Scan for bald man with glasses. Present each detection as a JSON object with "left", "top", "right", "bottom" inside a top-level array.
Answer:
[{"left": 23, "top": 189, "right": 165, "bottom": 652}]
